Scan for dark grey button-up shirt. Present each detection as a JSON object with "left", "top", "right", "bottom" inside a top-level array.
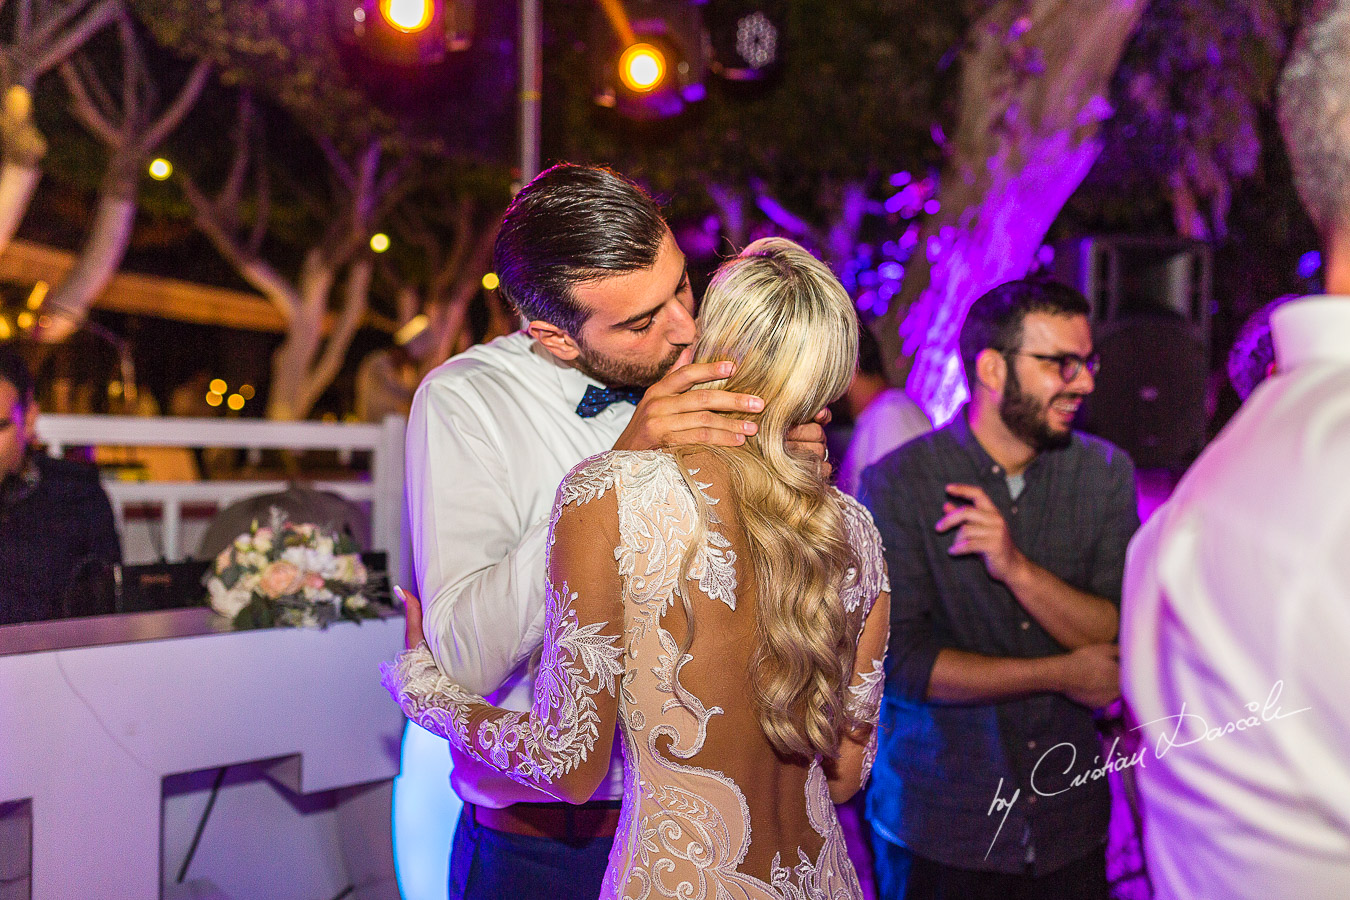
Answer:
[{"left": 859, "top": 410, "right": 1138, "bottom": 875}]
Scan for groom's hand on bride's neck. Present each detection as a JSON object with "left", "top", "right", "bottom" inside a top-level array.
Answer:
[
  {"left": 613, "top": 348, "right": 831, "bottom": 475},
  {"left": 612, "top": 347, "right": 764, "bottom": 452}
]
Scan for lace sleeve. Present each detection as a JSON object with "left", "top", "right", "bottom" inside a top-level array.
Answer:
[
  {"left": 382, "top": 455, "right": 626, "bottom": 803},
  {"left": 835, "top": 492, "right": 891, "bottom": 791}
]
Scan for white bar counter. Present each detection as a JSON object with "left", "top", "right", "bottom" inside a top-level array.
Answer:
[{"left": 0, "top": 607, "right": 406, "bottom": 900}]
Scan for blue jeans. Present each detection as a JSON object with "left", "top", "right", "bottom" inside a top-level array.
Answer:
[
  {"left": 872, "top": 837, "right": 1108, "bottom": 900},
  {"left": 448, "top": 806, "right": 615, "bottom": 900}
]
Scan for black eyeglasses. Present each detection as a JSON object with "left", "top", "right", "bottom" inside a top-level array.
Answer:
[{"left": 1009, "top": 351, "right": 1101, "bottom": 382}]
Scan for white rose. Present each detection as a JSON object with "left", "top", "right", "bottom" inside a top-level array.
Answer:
[
  {"left": 253, "top": 530, "right": 273, "bottom": 554},
  {"left": 344, "top": 594, "right": 370, "bottom": 610},
  {"left": 281, "top": 547, "right": 307, "bottom": 569},
  {"left": 316, "top": 535, "right": 335, "bottom": 557},
  {"left": 243, "top": 551, "right": 269, "bottom": 570},
  {"left": 207, "top": 578, "right": 253, "bottom": 619},
  {"left": 233, "top": 534, "right": 251, "bottom": 552}
]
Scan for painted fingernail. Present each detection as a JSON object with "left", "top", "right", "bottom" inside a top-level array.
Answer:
[{"left": 394, "top": 586, "right": 407, "bottom": 603}]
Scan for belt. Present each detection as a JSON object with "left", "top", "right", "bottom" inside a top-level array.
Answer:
[{"left": 467, "top": 800, "right": 622, "bottom": 842}]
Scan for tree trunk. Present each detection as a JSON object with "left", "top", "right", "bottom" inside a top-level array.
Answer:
[
  {"left": 266, "top": 252, "right": 333, "bottom": 421},
  {"left": 0, "top": 161, "right": 40, "bottom": 252},
  {"left": 37, "top": 169, "right": 138, "bottom": 342},
  {"left": 0, "top": 87, "right": 48, "bottom": 257},
  {"left": 263, "top": 255, "right": 372, "bottom": 422},
  {"left": 874, "top": 0, "right": 1148, "bottom": 423}
]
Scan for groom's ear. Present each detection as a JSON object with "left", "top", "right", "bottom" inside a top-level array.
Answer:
[{"left": 527, "top": 319, "right": 581, "bottom": 363}]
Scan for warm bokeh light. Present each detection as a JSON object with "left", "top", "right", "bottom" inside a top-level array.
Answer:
[
  {"left": 227, "top": 393, "right": 245, "bottom": 411},
  {"left": 209, "top": 378, "right": 228, "bottom": 394},
  {"left": 370, "top": 232, "right": 391, "bottom": 253},
  {"left": 240, "top": 384, "right": 255, "bottom": 400},
  {"left": 0, "top": 317, "right": 10, "bottom": 340},
  {"left": 380, "top": 0, "right": 432, "bottom": 33},
  {"left": 148, "top": 158, "right": 172, "bottom": 180},
  {"left": 26, "top": 281, "right": 48, "bottom": 310},
  {"left": 205, "top": 391, "right": 223, "bottom": 407},
  {"left": 16, "top": 312, "right": 33, "bottom": 330},
  {"left": 481, "top": 272, "right": 500, "bottom": 291},
  {"left": 620, "top": 43, "right": 665, "bottom": 92}
]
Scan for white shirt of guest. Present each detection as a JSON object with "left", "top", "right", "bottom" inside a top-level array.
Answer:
[
  {"left": 1120, "top": 296, "right": 1350, "bottom": 899},
  {"left": 407, "top": 330, "right": 632, "bottom": 807},
  {"left": 837, "top": 387, "right": 931, "bottom": 496}
]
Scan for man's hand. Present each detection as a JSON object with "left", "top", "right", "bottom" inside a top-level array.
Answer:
[
  {"left": 936, "top": 484, "right": 1023, "bottom": 582},
  {"left": 1055, "top": 643, "right": 1121, "bottom": 709},
  {"left": 395, "top": 585, "right": 424, "bottom": 651},
  {"left": 612, "top": 347, "right": 764, "bottom": 451}
]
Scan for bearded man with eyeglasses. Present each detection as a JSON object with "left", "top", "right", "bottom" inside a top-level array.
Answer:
[{"left": 859, "top": 279, "right": 1139, "bottom": 900}]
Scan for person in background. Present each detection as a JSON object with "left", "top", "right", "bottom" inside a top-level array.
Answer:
[
  {"left": 836, "top": 322, "right": 931, "bottom": 496},
  {"left": 1120, "top": 4, "right": 1350, "bottom": 896},
  {"left": 0, "top": 348, "right": 121, "bottom": 625},
  {"left": 860, "top": 280, "right": 1138, "bottom": 900},
  {"left": 354, "top": 314, "right": 438, "bottom": 423},
  {"left": 1224, "top": 294, "right": 1299, "bottom": 403}
]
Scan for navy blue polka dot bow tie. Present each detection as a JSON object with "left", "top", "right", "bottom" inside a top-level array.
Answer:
[{"left": 576, "top": 384, "right": 645, "bottom": 418}]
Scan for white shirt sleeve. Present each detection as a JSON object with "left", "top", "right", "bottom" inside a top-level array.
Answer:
[{"left": 407, "top": 375, "right": 550, "bottom": 697}]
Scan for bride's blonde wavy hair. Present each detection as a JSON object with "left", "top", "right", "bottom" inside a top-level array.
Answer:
[{"left": 670, "top": 237, "right": 860, "bottom": 762}]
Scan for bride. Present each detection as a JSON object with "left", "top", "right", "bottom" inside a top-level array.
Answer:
[{"left": 384, "top": 237, "right": 891, "bottom": 900}]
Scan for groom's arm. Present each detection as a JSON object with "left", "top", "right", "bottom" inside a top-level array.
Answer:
[{"left": 408, "top": 376, "right": 551, "bottom": 697}]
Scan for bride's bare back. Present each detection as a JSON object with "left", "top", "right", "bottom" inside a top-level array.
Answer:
[{"left": 388, "top": 448, "right": 889, "bottom": 900}]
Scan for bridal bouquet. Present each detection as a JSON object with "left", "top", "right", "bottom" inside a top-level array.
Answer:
[{"left": 205, "top": 511, "right": 378, "bottom": 629}]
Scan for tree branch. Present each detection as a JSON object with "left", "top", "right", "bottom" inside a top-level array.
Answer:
[
  {"left": 60, "top": 58, "right": 121, "bottom": 147},
  {"left": 115, "top": 12, "right": 141, "bottom": 130},
  {"left": 181, "top": 170, "right": 299, "bottom": 319},
  {"left": 299, "top": 257, "right": 371, "bottom": 413},
  {"left": 31, "top": 0, "right": 117, "bottom": 78},
  {"left": 316, "top": 135, "right": 355, "bottom": 191},
  {"left": 138, "top": 57, "right": 211, "bottom": 151}
]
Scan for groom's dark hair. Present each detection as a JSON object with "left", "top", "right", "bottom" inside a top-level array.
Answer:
[{"left": 493, "top": 164, "right": 668, "bottom": 336}]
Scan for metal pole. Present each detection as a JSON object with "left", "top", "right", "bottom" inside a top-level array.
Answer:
[{"left": 518, "top": 0, "right": 542, "bottom": 183}]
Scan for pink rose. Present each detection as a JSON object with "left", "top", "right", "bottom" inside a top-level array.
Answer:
[
  {"left": 303, "top": 572, "right": 326, "bottom": 591},
  {"left": 259, "top": 560, "right": 303, "bottom": 598}
]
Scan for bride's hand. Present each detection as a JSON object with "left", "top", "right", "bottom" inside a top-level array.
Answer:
[{"left": 394, "top": 586, "right": 424, "bottom": 651}]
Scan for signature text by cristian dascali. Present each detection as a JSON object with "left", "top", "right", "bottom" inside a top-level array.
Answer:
[{"left": 983, "top": 680, "right": 1311, "bottom": 858}]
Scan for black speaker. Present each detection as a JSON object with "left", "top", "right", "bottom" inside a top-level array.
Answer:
[{"left": 1079, "top": 313, "right": 1208, "bottom": 469}]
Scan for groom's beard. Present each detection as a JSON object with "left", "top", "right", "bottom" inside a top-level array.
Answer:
[{"left": 572, "top": 341, "right": 685, "bottom": 389}]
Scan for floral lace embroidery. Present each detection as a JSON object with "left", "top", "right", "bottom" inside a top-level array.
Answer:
[
  {"left": 385, "top": 450, "right": 886, "bottom": 900},
  {"left": 380, "top": 578, "right": 622, "bottom": 788},
  {"left": 845, "top": 658, "right": 886, "bottom": 789},
  {"left": 838, "top": 493, "right": 889, "bottom": 614}
]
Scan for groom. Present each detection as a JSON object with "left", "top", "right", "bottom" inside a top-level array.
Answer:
[{"left": 404, "top": 163, "right": 825, "bottom": 899}]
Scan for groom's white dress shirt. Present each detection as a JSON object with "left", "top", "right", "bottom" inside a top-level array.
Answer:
[
  {"left": 407, "top": 330, "right": 633, "bottom": 807},
  {"left": 1121, "top": 297, "right": 1350, "bottom": 899}
]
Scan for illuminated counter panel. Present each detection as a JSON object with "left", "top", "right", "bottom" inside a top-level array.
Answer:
[{"left": 0, "top": 608, "right": 405, "bottom": 899}]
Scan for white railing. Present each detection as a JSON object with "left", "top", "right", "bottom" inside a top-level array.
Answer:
[{"left": 33, "top": 414, "right": 410, "bottom": 588}]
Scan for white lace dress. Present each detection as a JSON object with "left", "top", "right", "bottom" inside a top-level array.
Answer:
[{"left": 385, "top": 449, "right": 890, "bottom": 900}]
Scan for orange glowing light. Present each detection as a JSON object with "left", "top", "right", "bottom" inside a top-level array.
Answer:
[
  {"left": 380, "top": 0, "right": 433, "bottom": 33},
  {"left": 620, "top": 44, "right": 665, "bottom": 93}
]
